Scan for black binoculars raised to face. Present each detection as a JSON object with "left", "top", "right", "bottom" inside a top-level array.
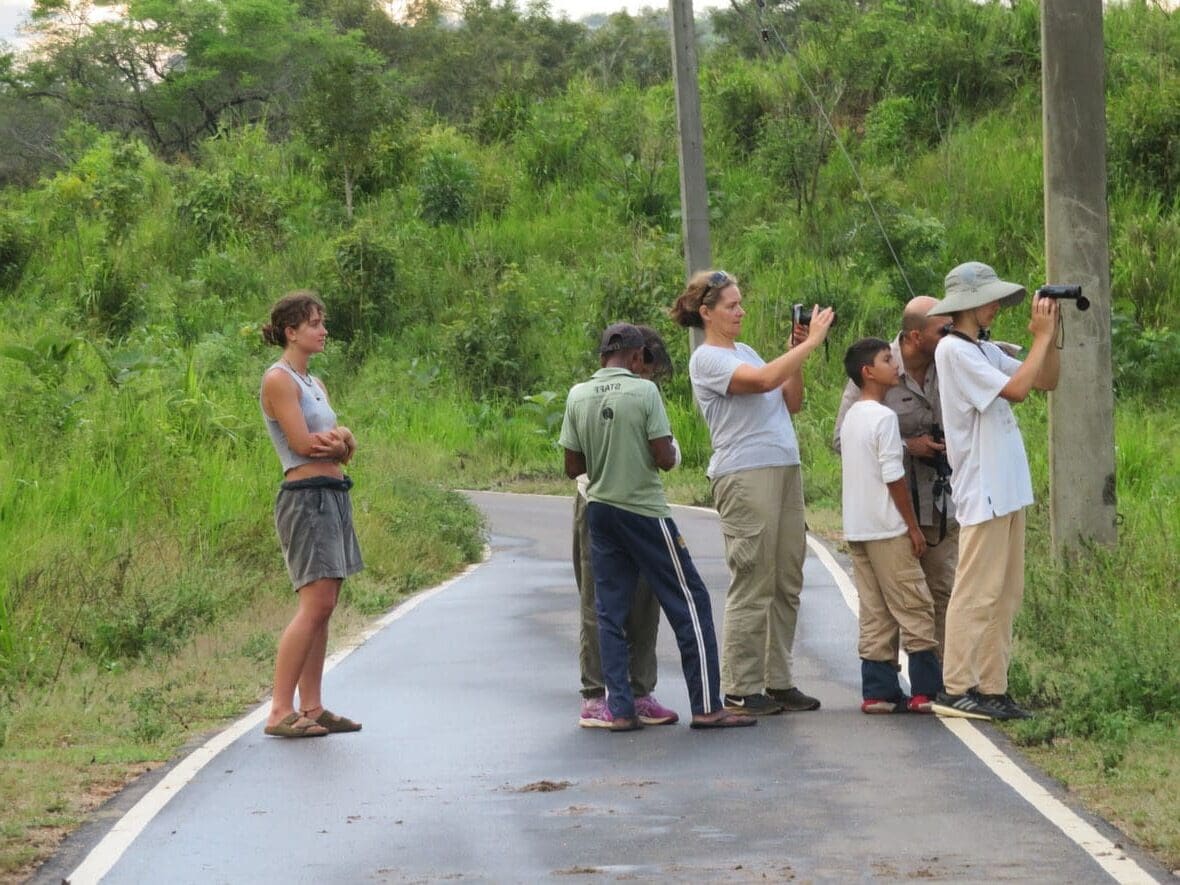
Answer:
[{"left": 1036, "top": 284, "right": 1090, "bottom": 311}]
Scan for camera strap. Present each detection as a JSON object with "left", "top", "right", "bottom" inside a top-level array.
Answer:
[
  {"left": 910, "top": 462, "right": 948, "bottom": 547},
  {"left": 948, "top": 329, "right": 985, "bottom": 352}
]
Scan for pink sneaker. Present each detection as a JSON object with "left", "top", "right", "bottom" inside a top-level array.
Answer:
[
  {"left": 634, "top": 695, "right": 679, "bottom": 726},
  {"left": 579, "top": 696, "right": 613, "bottom": 728},
  {"left": 907, "top": 694, "right": 934, "bottom": 714}
]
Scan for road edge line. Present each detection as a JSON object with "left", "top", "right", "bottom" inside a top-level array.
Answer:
[
  {"left": 804, "top": 532, "right": 1159, "bottom": 885},
  {"left": 65, "top": 556, "right": 490, "bottom": 885}
]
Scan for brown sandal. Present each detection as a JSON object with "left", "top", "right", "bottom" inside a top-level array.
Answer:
[
  {"left": 306, "top": 708, "right": 362, "bottom": 733},
  {"left": 264, "top": 712, "right": 329, "bottom": 738}
]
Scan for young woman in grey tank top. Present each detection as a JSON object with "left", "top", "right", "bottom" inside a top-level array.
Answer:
[{"left": 259, "top": 290, "right": 364, "bottom": 738}]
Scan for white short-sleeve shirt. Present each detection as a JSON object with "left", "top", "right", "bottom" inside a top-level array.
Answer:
[
  {"left": 934, "top": 335, "right": 1032, "bottom": 525},
  {"left": 689, "top": 342, "right": 800, "bottom": 479},
  {"left": 839, "top": 400, "right": 908, "bottom": 541}
]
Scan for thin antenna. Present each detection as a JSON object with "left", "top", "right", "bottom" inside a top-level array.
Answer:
[{"left": 748, "top": 0, "right": 917, "bottom": 299}]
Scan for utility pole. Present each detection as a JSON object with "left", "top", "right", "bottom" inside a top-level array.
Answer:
[
  {"left": 1042, "top": 0, "right": 1118, "bottom": 554},
  {"left": 669, "top": 0, "right": 711, "bottom": 351}
]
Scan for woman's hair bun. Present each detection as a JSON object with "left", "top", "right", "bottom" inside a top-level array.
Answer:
[{"left": 260, "top": 323, "right": 285, "bottom": 347}]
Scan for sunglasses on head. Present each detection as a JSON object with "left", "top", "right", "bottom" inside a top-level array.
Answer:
[{"left": 702, "top": 270, "right": 732, "bottom": 298}]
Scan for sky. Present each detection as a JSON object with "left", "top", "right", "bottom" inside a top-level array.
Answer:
[{"left": 0, "top": 0, "right": 731, "bottom": 46}]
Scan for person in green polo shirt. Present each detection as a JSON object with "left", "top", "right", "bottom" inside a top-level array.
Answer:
[{"left": 560, "top": 322, "right": 754, "bottom": 732}]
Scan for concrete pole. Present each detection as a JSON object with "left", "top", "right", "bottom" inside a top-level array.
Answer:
[
  {"left": 669, "top": 0, "right": 711, "bottom": 351},
  {"left": 1042, "top": 0, "right": 1118, "bottom": 553}
]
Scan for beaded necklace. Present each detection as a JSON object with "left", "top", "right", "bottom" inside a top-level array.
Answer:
[{"left": 282, "top": 358, "right": 323, "bottom": 401}]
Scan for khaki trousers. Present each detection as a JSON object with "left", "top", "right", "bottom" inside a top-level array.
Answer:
[
  {"left": 572, "top": 493, "right": 659, "bottom": 698},
  {"left": 848, "top": 533, "right": 938, "bottom": 661},
  {"left": 921, "top": 519, "right": 959, "bottom": 657},
  {"left": 942, "top": 509, "right": 1026, "bottom": 695},
  {"left": 712, "top": 464, "right": 806, "bottom": 696}
]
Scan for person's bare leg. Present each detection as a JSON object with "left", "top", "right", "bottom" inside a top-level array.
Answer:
[
  {"left": 266, "top": 579, "right": 339, "bottom": 729},
  {"left": 298, "top": 628, "right": 334, "bottom": 718}
]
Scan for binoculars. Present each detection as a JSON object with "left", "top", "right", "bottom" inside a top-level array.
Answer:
[{"left": 1036, "top": 284, "right": 1090, "bottom": 311}]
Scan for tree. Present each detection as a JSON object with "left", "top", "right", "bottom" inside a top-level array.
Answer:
[
  {"left": 17, "top": 0, "right": 341, "bottom": 155},
  {"left": 297, "top": 34, "right": 404, "bottom": 217}
]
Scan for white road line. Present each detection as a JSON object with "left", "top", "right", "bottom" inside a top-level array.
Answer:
[
  {"left": 805, "top": 533, "right": 1158, "bottom": 885},
  {"left": 66, "top": 556, "right": 490, "bottom": 885}
]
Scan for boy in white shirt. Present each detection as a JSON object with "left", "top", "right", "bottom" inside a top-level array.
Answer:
[
  {"left": 840, "top": 338, "right": 943, "bottom": 714},
  {"left": 926, "top": 262, "right": 1059, "bottom": 721}
]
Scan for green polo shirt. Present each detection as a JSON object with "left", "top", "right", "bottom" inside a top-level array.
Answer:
[{"left": 559, "top": 367, "right": 672, "bottom": 518}]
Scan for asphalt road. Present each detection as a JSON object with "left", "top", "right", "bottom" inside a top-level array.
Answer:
[{"left": 47, "top": 491, "right": 1166, "bottom": 884}]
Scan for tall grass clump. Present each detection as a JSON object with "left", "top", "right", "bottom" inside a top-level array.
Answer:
[{"left": 1012, "top": 402, "right": 1180, "bottom": 753}]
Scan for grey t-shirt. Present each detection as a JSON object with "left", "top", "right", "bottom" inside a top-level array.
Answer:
[{"left": 689, "top": 342, "right": 801, "bottom": 479}]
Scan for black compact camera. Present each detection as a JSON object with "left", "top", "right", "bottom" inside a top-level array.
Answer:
[
  {"left": 1036, "top": 284, "right": 1090, "bottom": 311},
  {"left": 792, "top": 303, "right": 836, "bottom": 327},
  {"left": 916, "top": 424, "right": 953, "bottom": 544},
  {"left": 920, "top": 423, "right": 953, "bottom": 483}
]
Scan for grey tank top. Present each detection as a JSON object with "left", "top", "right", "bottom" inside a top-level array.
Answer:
[{"left": 261, "top": 362, "right": 338, "bottom": 473}]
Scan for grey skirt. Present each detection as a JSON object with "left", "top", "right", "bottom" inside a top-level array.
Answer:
[{"left": 274, "top": 475, "right": 364, "bottom": 590}]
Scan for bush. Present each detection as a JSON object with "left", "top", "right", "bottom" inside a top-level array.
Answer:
[
  {"left": 176, "top": 166, "right": 287, "bottom": 246},
  {"left": 1111, "top": 314, "right": 1180, "bottom": 398},
  {"left": 0, "top": 212, "right": 32, "bottom": 293},
  {"left": 518, "top": 111, "right": 590, "bottom": 187},
  {"left": 1110, "top": 194, "right": 1180, "bottom": 330},
  {"left": 418, "top": 150, "right": 478, "bottom": 225},
  {"left": 704, "top": 63, "right": 776, "bottom": 158},
  {"left": 79, "top": 257, "right": 146, "bottom": 335},
  {"left": 323, "top": 220, "right": 401, "bottom": 344},
  {"left": 591, "top": 238, "right": 682, "bottom": 336},
  {"left": 861, "top": 96, "right": 919, "bottom": 167},
  {"left": 1108, "top": 77, "right": 1180, "bottom": 203},
  {"left": 473, "top": 91, "right": 533, "bottom": 144},
  {"left": 446, "top": 267, "right": 542, "bottom": 398}
]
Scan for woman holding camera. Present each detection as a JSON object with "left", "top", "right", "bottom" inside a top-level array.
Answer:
[{"left": 671, "top": 270, "right": 834, "bottom": 715}]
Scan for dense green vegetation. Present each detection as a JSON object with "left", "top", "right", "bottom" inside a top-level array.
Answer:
[{"left": 2, "top": 0, "right": 1178, "bottom": 874}]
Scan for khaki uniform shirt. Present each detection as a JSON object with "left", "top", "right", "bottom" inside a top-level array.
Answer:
[{"left": 833, "top": 335, "right": 955, "bottom": 527}]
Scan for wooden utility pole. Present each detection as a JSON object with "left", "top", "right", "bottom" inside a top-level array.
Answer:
[
  {"left": 1042, "top": 0, "right": 1118, "bottom": 554},
  {"left": 669, "top": 0, "right": 711, "bottom": 350}
]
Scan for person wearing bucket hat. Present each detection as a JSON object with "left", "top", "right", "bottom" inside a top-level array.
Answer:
[
  {"left": 926, "top": 262, "right": 1060, "bottom": 722},
  {"left": 560, "top": 322, "right": 755, "bottom": 731}
]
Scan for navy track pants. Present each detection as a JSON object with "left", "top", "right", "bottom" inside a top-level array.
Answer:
[{"left": 586, "top": 502, "right": 722, "bottom": 719}]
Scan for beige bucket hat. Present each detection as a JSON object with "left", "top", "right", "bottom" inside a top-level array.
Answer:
[{"left": 926, "top": 261, "right": 1026, "bottom": 316}]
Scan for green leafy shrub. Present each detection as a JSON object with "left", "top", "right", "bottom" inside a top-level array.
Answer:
[
  {"left": 176, "top": 166, "right": 286, "bottom": 246},
  {"left": 0, "top": 212, "right": 32, "bottom": 293},
  {"left": 705, "top": 63, "right": 776, "bottom": 158},
  {"left": 473, "top": 91, "right": 533, "bottom": 143},
  {"left": 1108, "top": 77, "right": 1180, "bottom": 202},
  {"left": 418, "top": 150, "right": 478, "bottom": 225},
  {"left": 1111, "top": 313, "right": 1180, "bottom": 398},
  {"left": 353, "top": 125, "right": 418, "bottom": 195},
  {"left": 591, "top": 239, "right": 681, "bottom": 335},
  {"left": 447, "top": 268, "right": 542, "bottom": 398},
  {"left": 518, "top": 111, "right": 590, "bottom": 187},
  {"left": 1110, "top": 195, "right": 1180, "bottom": 329},
  {"left": 323, "top": 220, "right": 401, "bottom": 344},
  {"left": 79, "top": 257, "right": 145, "bottom": 335},
  {"left": 178, "top": 251, "right": 268, "bottom": 343},
  {"left": 860, "top": 96, "right": 918, "bottom": 167},
  {"left": 80, "top": 139, "right": 154, "bottom": 242}
]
